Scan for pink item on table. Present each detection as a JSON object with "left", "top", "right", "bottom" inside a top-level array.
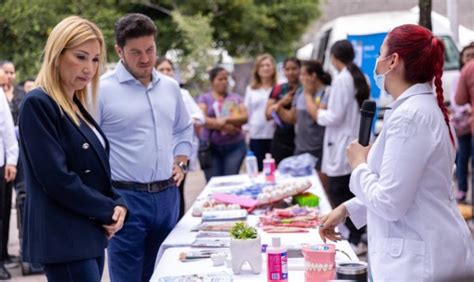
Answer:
[
  {"left": 302, "top": 244, "right": 336, "bottom": 282},
  {"left": 212, "top": 193, "right": 258, "bottom": 209}
]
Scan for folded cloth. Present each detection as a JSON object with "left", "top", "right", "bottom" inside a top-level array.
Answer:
[{"left": 278, "top": 153, "right": 318, "bottom": 176}]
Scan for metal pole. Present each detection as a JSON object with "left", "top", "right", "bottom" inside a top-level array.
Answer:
[{"left": 447, "top": 0, "right": 459, "bottom": 44}]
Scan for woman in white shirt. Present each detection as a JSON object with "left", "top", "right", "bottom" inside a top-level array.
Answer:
[
  {"left": 0, "top": 70, "right": 18, "bottom": 279},
  {"left": 319, "top": 24, "right": 474, "bottom": 281},
  {"left": 244, "top": 54, "right": 277, "bottom": 171},
  {"left": 315, "top": 40, "right": 370, "bottom": 249}
]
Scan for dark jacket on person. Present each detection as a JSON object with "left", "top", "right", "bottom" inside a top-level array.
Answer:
[{"left": 18, "top": 88, "right": 125, "bottom": 263}]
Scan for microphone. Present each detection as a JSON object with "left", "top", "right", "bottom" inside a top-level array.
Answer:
[{"left": 358, "top": 100, "right": 376, "bottom": 146}]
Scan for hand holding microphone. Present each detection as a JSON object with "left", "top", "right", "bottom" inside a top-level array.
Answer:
[{"left": 346, "top": 100, "right": 376, "bottom": 169}]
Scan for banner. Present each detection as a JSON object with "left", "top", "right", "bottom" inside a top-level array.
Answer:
[{"left": 347, "top": 32, "right": 387, "bottom": 101}]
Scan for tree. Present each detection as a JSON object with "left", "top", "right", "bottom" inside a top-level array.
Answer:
[
  {"left": 419, "top": 0, "right": 432, "bottom": 31},
  {"left": 0, "top": 0, "right": 321, "bottom": 82},
  {"left": 0, "top": 0, "right": 123, "bottom": 80}
]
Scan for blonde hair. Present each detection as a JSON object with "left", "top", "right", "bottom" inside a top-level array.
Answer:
[
  {"left": 36, "top": 16, "right": 106, "bottom": 126},
  {"left": 250, "top": 53, "right": 277, "bottom": 89}
]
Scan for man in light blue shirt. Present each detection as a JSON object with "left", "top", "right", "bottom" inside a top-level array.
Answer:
[{"left": 97, "top": 13, "right": 193, "bottom": 282}]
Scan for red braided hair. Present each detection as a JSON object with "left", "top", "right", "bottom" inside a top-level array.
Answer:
[{"left": 386, "top": 24, "right": 454, "bottom": 145}]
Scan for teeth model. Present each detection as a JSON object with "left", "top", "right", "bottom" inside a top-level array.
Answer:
[
  {"left": 305, "top": 262, "right": 334, "bottom": 272},
  {"left": 256, "top": 180, "right": 312, "bottom": 204},
  {"left": 302, "top": 244, "right": 336, "bottom": 282},
  {"left": 192, "top": 200, "right": 242, "bottom": 216}
]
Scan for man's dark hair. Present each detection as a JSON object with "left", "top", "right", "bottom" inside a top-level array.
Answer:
[{"left": 115, "top": 13, "right": 157, "bottom": 48}]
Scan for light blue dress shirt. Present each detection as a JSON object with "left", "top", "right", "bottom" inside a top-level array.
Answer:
[{"left": 97, "top": 61, "right": 193, "bottom": 183}]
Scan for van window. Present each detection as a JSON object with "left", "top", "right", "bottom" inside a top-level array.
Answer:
[
  {"left": 316, "top": 29, "right": 331, "bottom": 64},
  {"left": 441, "top": 35, "right": 460, "bottom": 70}
]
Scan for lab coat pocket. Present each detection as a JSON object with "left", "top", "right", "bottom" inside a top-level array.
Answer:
[
  {"left": 327, "top": 134, "right": 351, "bottom": 169},
  {"left": 371, "top": 238, "right": 427, "bottom": 281}
]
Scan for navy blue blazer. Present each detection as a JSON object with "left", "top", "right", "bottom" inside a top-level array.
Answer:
[{"left": 19, "top": 88, "right": 126, "bottom": 263}]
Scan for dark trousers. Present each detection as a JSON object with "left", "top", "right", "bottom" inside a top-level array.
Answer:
[
  {"left": 108, "top": 186, "right": 179, "bottom": 282},
  {"left": 271, "top": 136, "right": 295, "bottom": 166},
  {"left": 456, "top": 133, "right": 471, "bottom": 192},
  {"left": 178, "top": 175, "right": 186, "bottom": 219},
  {"left": 328, "top": 174, "right": 365, "bottom": 245},
  {"left": 44, "top": 255, "right": 104, "bottom": 282},
  {"left": 204, "top": 140, "right": 247, "bottom": 182},
  {"left": 249, "top": 139, "right": 272, "bottom": 172},
  {"left": 177, "top": 160, "right": 190, "bottom": 219},
  {"left": 0, "top": 166, "right": 13, "bottom": 261}
]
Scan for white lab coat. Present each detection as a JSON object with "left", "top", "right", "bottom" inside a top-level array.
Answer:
[
  {"left": 345, "top": 83, "right": 474, "bottom": 281},
  {"left": 318, "top": 67, "right": 360, "bottom": 176},
  {"left": 180, "top": 88, "right": 205, "bottom": 171}
]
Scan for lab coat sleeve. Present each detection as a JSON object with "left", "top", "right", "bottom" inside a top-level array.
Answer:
[
  {"left": 0, "top": 89, "right": 19, "bottom": 165},
  {"left": 317, "top": 73, "right": 351, "bottom": 127},
  {"left": 181, "top": 89, "right": 205, "bottom": 124},
  {"left": 343, "top": 197, "right": 367, "bottom": 229},
  {"left": 349, "top": 112, "right": 431, "bottom": 221}
]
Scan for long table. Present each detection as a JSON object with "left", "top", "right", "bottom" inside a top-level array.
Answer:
[{"left": 151, "top": 173, "right": 359, "bottom": 281}]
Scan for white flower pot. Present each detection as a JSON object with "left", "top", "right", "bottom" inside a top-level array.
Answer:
[{"left": 230, "top": 236, "right": 262, "bottom": 274}]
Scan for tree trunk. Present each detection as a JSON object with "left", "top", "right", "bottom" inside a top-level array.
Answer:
[{"left": 419, "top": 0, "right": 432, "bottom": 31}]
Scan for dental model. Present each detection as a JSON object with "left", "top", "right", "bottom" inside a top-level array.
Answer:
[
  {"left": 192, "top": 199, "right": 242, "bottom": 216},
  {"left": 256, "top": 180, "right": 312, "bottom": 205},
  {"left": 302, "top": 244, "right": 336, "bottom": 281}
]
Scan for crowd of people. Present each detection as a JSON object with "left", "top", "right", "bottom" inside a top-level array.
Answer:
[{"left": 0, "top": 12, "right": 472, "bottom": 282}]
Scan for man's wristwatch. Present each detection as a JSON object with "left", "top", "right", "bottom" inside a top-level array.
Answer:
[{"left": 176, "top": 161, "right": 188, "bottom": 174}]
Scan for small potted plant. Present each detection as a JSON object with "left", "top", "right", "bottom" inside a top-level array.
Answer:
[{"left": 229, "top": 221, "right": 262, "bottom": 274}]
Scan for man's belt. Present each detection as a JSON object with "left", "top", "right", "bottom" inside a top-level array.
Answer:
[{"left": 112, "top": 178, "right": 175, "bottom": 193}]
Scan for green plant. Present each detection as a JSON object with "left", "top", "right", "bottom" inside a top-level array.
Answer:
[{"left": 230, "top": 222, "right": 258, "bottom": 240}]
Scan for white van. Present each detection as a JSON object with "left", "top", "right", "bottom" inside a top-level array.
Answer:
[{"left": 310, "top": 9, "right": 461, "bottom": 102}]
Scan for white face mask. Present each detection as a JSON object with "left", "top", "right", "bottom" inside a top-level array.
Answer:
[{"left": 373, "top": 55, "right": 392, "bottom": 93}]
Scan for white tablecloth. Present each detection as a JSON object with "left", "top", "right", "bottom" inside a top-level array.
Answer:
[{"left": 151, "top": 172, "right": 358, "bottom": 281}]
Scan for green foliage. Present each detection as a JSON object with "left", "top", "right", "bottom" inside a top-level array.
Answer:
[
  {"left": 230, "top": 221, "right": 258, "bottom": 240},
  {"left": 0, "top": 0, "right": 321, "bottom": 84},
  {"left": 171, "top": 10, "right": 218, "bottom": 95},
  {"left": 0, "top": 0, "right": 123, "bottom": 80},
  {"left": 174, "top": 0, "right": 321, "bottom": 57}
]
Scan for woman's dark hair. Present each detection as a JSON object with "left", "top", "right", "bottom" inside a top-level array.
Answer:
[
  {"left": 208, "top": 67, "right": 227, "bottom": 82},
  {"left": 302, "top": 60, "right": 331, "bottom": 85},
  {"left": 18, "top": 77, "right": 36, "bottom": 87},
  {"left": 115, "top": 13, "right": 157, "bottom": 48},
  {"left": 283, "top": 57, "right": 301, "bottom": 68},
  {"left": 386, "top": 24, "right": 453, "bottom": 145},
  {"left": 330, "top": 40, "right": 370, "bottom": 108},
  {"left": 0, "top": 60, "right": 13, "bottom": 68},
  {"left": 155, "top": 57, "right": 173, "bottom": 69},
  {"left": 460, "top": 42, "right": 474, "bottom": 69}
]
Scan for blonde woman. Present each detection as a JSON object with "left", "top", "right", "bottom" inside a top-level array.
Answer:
[
  {"left": 244, "top": 53, "right": 277, "bottom": 170},
  {"left": 18, "top": 16, "right": 127, "bottom": 281}
]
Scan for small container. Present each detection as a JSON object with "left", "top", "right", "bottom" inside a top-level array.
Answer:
[
  {"left": 267, "top": 237, "right": 288, "bottom": 282},
  {"left": 263, "top": 153, "right": 276, "bottom": 184},
  {"left": 245, "top": 151, "right": 258, "bottom": 181},
  {"left": 336, "top": 261, "right": 368, "bottom": 282}
]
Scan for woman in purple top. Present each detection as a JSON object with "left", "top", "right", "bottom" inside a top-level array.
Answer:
[{"left": 198, "top": 67, "right": 248, "bottom": 181}]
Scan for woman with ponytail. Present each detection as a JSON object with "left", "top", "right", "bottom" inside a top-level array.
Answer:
[
  {"left": 311, "top": 39, "right": 369, "bottom": 252},
  {"left": 320, "top": 24, "right": 473, "bottom": 281}
]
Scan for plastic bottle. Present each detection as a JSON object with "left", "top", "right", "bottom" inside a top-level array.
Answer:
[
  {"left": 245, "top": 151, "right": 258, "bottom": 181},
  {"left": 267, "top": 237, "right": 288, "bottom": 282},
  {"left": 263, "top": 153, "right": 276, "bottom": 184}
]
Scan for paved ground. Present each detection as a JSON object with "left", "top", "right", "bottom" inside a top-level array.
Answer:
[{"left": 5, "top": 170, "right": 207, "bottom": 282}]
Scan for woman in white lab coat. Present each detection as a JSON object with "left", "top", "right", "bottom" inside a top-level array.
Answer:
[
  {"left": 316, "top": 39, "right": 370, "bottom": 250},
  {"left": 319, "top": 24, "right": 474, "bottom": 281}
]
